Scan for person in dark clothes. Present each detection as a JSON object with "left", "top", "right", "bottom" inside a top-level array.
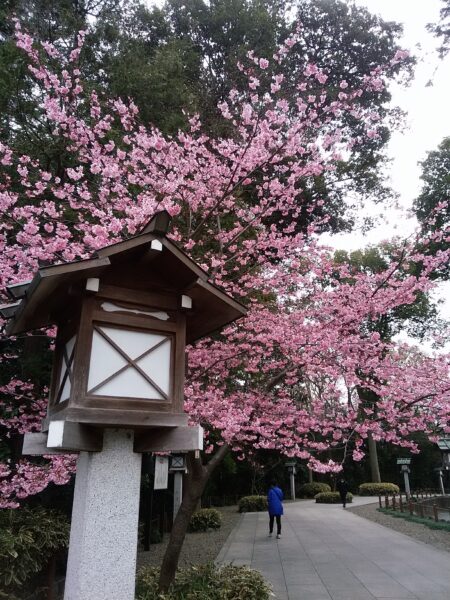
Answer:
[
  {"left": 336, "top": 477, "right": 349, "bottom": 508},
  {"left": 267, "top": 480, "right": 284, "bottom": 539}
]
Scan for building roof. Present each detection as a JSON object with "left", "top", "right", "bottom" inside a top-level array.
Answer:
[{"left": 3, "top": 212, "right": 246, "bottom": 342}]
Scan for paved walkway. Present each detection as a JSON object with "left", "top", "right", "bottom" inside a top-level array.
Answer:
[{"left": 217, "top": 497, "right": 450, "bottom": 600}]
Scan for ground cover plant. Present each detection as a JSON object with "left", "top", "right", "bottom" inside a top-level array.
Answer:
[
  {"left": 0, "top": 507, "right": 69, "bottom": 597},
  {"left": 377, "top": 508, "right": 450, "bottom": 531},
  {"left": 135, "top": 564, "right": 271, "bottom": 600},
  {"left": 238, "top": 496, "right": 268, "bottom": 513},
  {"left": 188, "top": 509, "right": 222, "bottom": 532}
]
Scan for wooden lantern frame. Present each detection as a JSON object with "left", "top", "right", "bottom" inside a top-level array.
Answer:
[{"left": 2, "top": 211, "right": 246, "bottom": 451}]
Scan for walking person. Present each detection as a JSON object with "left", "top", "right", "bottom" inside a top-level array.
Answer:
[
  {"left": 267, "top": 480, "right": 284, "bottom": 539},
  {"left": 336, "top": 477, "right": 349, "bottom": 508}
]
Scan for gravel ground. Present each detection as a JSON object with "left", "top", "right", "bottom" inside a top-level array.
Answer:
[
  {"left": 348, "top": 502, "right": 450, "bottom": 554},
  {"left": 136, "top": 506, "right": 242, "bottom": 571}
]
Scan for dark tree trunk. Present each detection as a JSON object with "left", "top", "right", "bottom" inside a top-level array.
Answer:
[{"left": 158, "top": 445, "right": 229, "bottom": 592}]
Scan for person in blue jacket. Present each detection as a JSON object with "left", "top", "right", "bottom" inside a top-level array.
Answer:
[{"left": 267, "top": 480, "right": 284, "bottom": 539}]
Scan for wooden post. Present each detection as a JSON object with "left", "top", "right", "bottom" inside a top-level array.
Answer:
[
  {"left": 378, "top": 495, "right": 382, "bottom": 509},
  {"left": 409, "top": 500, "right": 413, "bottom": 515},
  {"left": 419, "top": 503, "right": 424, "bottom": 518},
  {"left": 399, "top": 494, "right": 403, "bottom": 513},
  {"left": 385, "top": 495, "right": 389, "bottom": 509},
  {"left": 433, "top": 504, "right": 439, "bottom": 522},
  {"left": 392, "top": 494, "right": 396, "bottom": 510}
]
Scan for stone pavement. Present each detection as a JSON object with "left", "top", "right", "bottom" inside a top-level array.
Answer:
[{"left": 216, "top": 497, "right": 450, "bottom": 600}]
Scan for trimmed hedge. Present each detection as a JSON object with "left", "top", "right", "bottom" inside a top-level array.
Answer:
[
  {"left": 359, "top": 483, "right": 399, "bottom": 496},
  {"left": 298, "top": 483, "right": 331, "bottom": 498},
  {"left": 238, "top": 495, "right": 268, "bottom": 513},
  {"left": 315, "top": 492, "right": 353, "bottom": 504},
  {"left": 188, "top": 508, "right": 222, "bottom": 532},
  {"left": 136, "top": 563, "right": 272, "bottom": 599}
]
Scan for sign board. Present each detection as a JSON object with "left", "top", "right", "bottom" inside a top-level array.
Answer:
[
  {"left": 154, "top": 456, "right": 169, "bottom": 489},
  {"left": 396, "top": 458, "right": 411, "bottom": 465}
]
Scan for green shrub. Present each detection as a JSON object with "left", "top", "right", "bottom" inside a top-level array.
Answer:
[
  {"left": 0, "top": 507, "right": 69, "bottom": 594},
  {"left": 358, "top": 483, "right": 400, "bottom": 496},
  {"left": 188, "top": 508, "right": 222, "bottom": 532},
  {"left": 315, "top": 492, "right": 353, "bottom": 504},
  {"left": 238, "top": 495, "right": 267, "bottom": 513},
  {"left": 298, "top": 483, "right": 331, "bottom": 498},
  {"left": 136, "top": 563, "right": 271, "bottom": 600}
]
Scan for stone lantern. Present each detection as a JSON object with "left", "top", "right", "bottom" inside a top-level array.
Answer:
[
  {"left": 437, "top": 438, "right": 450, "bottom": 495},
  {"left": 1, "top": 211, "right": 246, "bottom": 600},
  {"left": 3, "top": 211, "right": 245, "bottom": 453}
]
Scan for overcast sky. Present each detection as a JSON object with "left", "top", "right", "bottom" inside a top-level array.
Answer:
[{"left": 323, "top": 0, "right": 450, "bottom": 250}]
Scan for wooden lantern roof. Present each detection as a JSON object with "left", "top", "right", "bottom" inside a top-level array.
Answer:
[{"left": 3, "top": 212, "right": 246, "bottom": 342}]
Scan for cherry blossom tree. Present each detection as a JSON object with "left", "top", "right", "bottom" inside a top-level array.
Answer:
[{"left": 0, "top": 21, "right": 449, "bottom": 589}]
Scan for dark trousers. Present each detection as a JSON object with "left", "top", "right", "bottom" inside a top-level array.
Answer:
[
  {"left": 269, "top": 514, "right": 281, "bottom": 534},
  {"left": 339, "top": 491, "right": 347, "bottom": 506}
]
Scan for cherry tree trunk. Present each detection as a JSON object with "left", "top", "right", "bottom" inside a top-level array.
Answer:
[
  {"left": 367, "top": 432, "right": 381, "bottom": 483},
  {"left": 158, "top": 445, "right": 229, "bottom": 592}
]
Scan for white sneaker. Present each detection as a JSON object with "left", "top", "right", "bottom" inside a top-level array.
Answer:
[{"left": 276, "top": 534, "right": 281, "bottom": 539}]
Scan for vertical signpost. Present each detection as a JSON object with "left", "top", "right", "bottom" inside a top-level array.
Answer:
[
  {"left": 154, "top": 456, "right": 169, "bottom": 490},
  {"left": 2, "top": 211, "right": 246, "bottom": 600}
]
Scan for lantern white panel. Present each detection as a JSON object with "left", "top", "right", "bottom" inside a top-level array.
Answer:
[
  {"left": 138, "top": 339, "right": 171, "bottom": 395},
  {"left": 88, "top": 330, "right": 128, "bottom": 391},
  {"left": 93, "top": 368, "right": 164, "bottom": 400},
  {"left": 59, "top": 375, "right": 71, "bottom": 403},
  {"left": 100, "top": 326, "right": 166, "bottom": 359},
  {"left": 59, "top": 335, "right": 76, "bottom": 403}
]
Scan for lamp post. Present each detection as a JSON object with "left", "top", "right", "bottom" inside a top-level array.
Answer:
[
  {"left": 1, "top": 211, "right": 246, "bottom": 600},
  {"left": 396, "top": 458, "right": 411, "bottom": 498},
  {"left": 285, "top": 460, "right": 297, "bottom": 500}
]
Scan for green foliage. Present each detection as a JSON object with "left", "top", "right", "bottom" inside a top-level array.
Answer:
[
  {"left": 0, "top": 0, "right": 414, "bottom": 236},
  {"left": 136, "top": 563, "right": 271, "bottom": 600},
  {"left": 427, "top": 0, "right": 450, "bottom": 58},
  {"left": 314, "top": 492, "right": 353, "bottom": 504},
  {"left": 298, "top": 482, "right": 331, "bottom": 498},
  {"left": 188, "top": 508, "right": 222, "bottom": 532},
  {"left": 0, "top": 507, "right": 69, "bottom": 593},
  {"left": 414, "top": 136, "right": 450, "bottom": 278},
  {"left": 238, "top": 495, "right": 268, "bottom": 512},
  {"left": 378, "top": 508, "right": 450, "bottom": 531},
  {"left": 359, "top": 482, "right": 399, "bottom": 496}
]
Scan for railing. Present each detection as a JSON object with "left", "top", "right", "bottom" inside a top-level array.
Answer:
[{"left": 379, "top": 491, "right": 450, "bottom": 523}]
